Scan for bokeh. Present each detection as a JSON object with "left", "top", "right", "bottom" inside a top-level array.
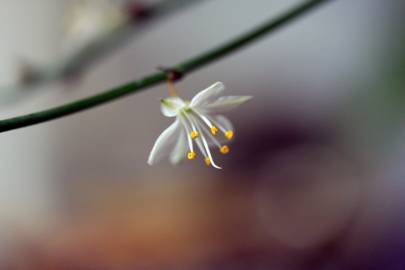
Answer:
[{"left": 1, "top": 0, "right": 405, "bottom": 269}]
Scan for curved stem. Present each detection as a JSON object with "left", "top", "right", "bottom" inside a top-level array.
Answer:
[
  {"left": 0, "top": 0, "right": 332, "bottom": 133},
  {"left": 0, "top": 0, "right": 207, "bottom": 104}
]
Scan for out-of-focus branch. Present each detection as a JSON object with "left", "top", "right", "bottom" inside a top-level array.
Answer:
[
  {"left": 0, "top": 0, "right": 333, "bottom": 133},
  {"left": 0, "top": 0, "right": 208, "bottom": 104}
]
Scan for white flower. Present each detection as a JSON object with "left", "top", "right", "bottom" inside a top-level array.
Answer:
[{"left": 148, "top": 82, "right": 252, "bottom": 169}]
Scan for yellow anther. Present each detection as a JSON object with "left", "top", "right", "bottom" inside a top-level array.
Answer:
[
  {"left": 225, "top": 130, "right": 234, "bottom": 140},
  {"left": 190, "top": 131, "right": 199, "bottom": 139},
  {"left": 205, "top": 157, "right": 211, "bottom": 166},
  {"left": 220, "top": 145, "right": 230, "bottom": 154},
  {"left": 187, "top": 151, "right": 196, "bottom": 160},
  {"left": 210, "top": 126, "right": 218, "bottom": 135}
]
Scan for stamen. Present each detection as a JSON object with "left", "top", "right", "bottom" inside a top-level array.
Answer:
[
  {"left": 197, "top": 120, "right": 222, "bottom": 148},
  {"left": 192, "top": 109, "right": 214, "bottom": 129},
  {"left": 205, "top": 115, "right": 233, "bottom": 139},
  {"left": 190, "top": 130, "right": 199, "bottom": 139},
  {"left": 205, "top": 157, "right": 211, "bottom": 166},
  {"left": 186, "top": 112, "right": 222, "bottom": 169},
  {"left": 187, "top": 151, "right": 196, "bottom": 160},
  {"left": 195, "top": 136, "right": 207, "bottom": 157},
  {"left": 210, "top": 126, "right": 218, "bottom": 135},
  {"left": 225, "top": 130, "right": 234, "bottom": 140},
  {"left": 206, "top": 115, "right": 226, "bottom": 132},
  {"left": 183, "top": 112, "right": 199, "bottom": 134},
  {"left": 183, "top": 113, "right": 211, "bottom": 167},
  {"left": 186, "top": 114, "right": 208, "bottom": 153},
  {"left": 185, "top": 131, "right": 194, "bottom": 152},
  {"left": 199, "top": 129, "right": 222, "bottom": 169},
  {"left": 220, "top": 145, "right": 230, "bottom": 154},
  {"left": 179, "top": 115, "right": 194, "bottom": 152}
]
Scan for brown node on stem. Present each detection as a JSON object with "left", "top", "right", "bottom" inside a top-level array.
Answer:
[
  {"left": 125, "top": 2, "right": 154, "bottom": 23},
  {"left": 158, "top": 67, "right": 184, "bottom": 82},
  {"left": 158, "top": 67, "right": 184, "bottom": 97}
]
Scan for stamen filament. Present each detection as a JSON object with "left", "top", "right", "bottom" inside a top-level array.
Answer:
[
  {"left": 198, "top": 120, "right": 222, "bottom": 148},
  {"left": 207, "top": 115, "right": 233, "bottom": 139},
  {"left": 209, "top": 117, "right": 226, "bottom": 133},
  {"left": 195, "top": 136, "right": 207, "bottom": 158},
  {"left": 179, "top": 114, "right": 194, "bottom": 152},
  {"left": 186, "top": 114, "right": 209, "bottom": 163},
  {"left": 188, "top": 114, "right": 220, "bottom": 168},
  {"left": 199, "top": 130, "right": 221, "bottom": 169},
  {"left": 183, "top": 111, "right": 200, "bottom": 141},
  {"left": 191, "top": 109, "right": 214, "bottom": 128}
]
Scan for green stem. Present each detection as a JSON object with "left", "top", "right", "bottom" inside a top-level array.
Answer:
[
  {"left": 0, "top": 0, "right": 332, "bottom": 133},
  {"left": 0, "top": 0, "right": 207, "bottom": 104}
]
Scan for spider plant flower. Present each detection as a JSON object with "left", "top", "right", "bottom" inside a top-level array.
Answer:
[{"left": 148, "top": 82, "right": 252, "bottom": 169}]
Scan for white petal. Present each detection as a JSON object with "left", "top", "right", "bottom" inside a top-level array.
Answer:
[
  {"left": 160, "top": 97, "right": 185, "bottom": 117},
  {"left": 169, "top": 129, "right": 187, "bottom": 164},
  {"left": 203, "top": 95, "right": 252, "bottom": 112},
  {"left": 190, "top": 82, "right": 225, "bottom": 108},
  {"left": 147, "top": 120, "right": 180, "bottom": 165}
]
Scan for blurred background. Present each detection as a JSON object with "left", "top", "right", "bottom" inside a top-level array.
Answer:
[{"left": 0, "top": 0, "right": 405, "bottom": 269}]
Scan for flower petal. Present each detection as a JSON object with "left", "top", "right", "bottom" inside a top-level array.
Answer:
[
  {"left": 169, "top": 129, "right": 187, "bottom": 164},
  {"left": 190, "top": 82, "right": 225, "bottom": 108},
  {"left": 161, "top": 97, "right": 185, "bottom": 117},
  {"left": 203, "top": 95, "right": 252, "bottom": 112},
  {"left": 147, "top": 120, "right": 180, "bottom": 165}
]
